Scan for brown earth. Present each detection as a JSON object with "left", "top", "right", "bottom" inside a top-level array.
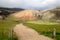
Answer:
[
  {"left": 11, "top": 10, "right": 40, "bottom": 21},
  {"left": 13, "top": 23, "right": 53, "bottom": 40}
]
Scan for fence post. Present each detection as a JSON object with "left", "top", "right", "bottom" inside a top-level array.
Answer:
[
  {"left": 11, "top": 27, "right": 13, "bottom": 40},
  {"left": 53, "top": 28, "right": 56, "bottom": 39},
  {"left": 9, "top": 27, "right": 13, "bottom": 40}
]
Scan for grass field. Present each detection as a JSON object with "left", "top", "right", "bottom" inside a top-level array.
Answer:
[
  {"left": 23, "top": 21, "right": 60, "bottom": 40},
  {"left": 0, "top": 16, "right": 20, "bottom": 40},
  {"left": 0, "top": 16, "right": 60, "bottom": 40}
]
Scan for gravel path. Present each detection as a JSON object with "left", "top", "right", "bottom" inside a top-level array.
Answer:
[{"left": 13, "top": 23, "right": 53, "bottom": 40}]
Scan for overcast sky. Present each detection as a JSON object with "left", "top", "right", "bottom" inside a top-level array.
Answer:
[{"left": 0, "top": 0, "right": 60, "bottom": 10}]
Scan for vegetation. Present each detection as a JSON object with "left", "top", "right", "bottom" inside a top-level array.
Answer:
[
  {"left": 0, "top": 7, "right": 24, "bottom": 20},
  {"left": 0, "top": 16, "right": 60, "bottom": 40},
  {"left": 0, "top": 6, "right": 60, "bottom": 40},
  {"left": 0, "top": 16, "right": 20, "bottom": 40},
  {"left": 23, "top": 21, "right": 60, "bottom": 40},
  {"left": 0, "top": 7, "right": 24, "bottom": 11}
]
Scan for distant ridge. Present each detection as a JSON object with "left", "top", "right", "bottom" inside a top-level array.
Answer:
[
  {"left": 0, "top": 7, "right": 24, "bottom": 12},
  {"left": 11, "top": 6, "right": 60, "bottom": 22},
  {"left": 0, "top": 7, "right": 24, "bottom": 19}
]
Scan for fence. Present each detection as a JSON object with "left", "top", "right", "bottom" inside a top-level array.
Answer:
[
  {"left": 0, "top": 26, "right": 57, "bottom": 40},
  {"left": 0, "top": 27, "right": 17, "bottom": 40}
]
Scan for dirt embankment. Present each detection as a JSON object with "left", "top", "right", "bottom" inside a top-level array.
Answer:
[{"left": 11, "top": 10, "right": 40, "bottom": 21}]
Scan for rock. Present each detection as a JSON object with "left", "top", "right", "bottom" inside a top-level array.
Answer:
[{"left": 0, "top": 16, "right": 3, "bottom": 20}]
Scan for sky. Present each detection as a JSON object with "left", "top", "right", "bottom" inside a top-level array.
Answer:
[{"left": 0, "top": 0, "right": 60, "bottom": 10}]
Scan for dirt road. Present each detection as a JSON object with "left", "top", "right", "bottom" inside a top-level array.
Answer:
[{"left": 13, "top": 23, "right": 53, "bottom": 40}]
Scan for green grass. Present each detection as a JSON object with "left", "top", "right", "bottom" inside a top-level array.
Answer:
[
  {"left": 0, "top": 16, "right": 60, "bottom": 40},
  {"left": 26, "top": 21, "right": 59, "bottom": 25},
  {"left": 0, "top": 16, "right": 20, "bottom": 40},
  {"left": 23, "top": 21, "right": 60, "bottom": 40}
]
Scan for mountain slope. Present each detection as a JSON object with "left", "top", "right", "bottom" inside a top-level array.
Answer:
[
  {"left": 12, "top": 10, "right": 40, "bottom": 21},
  {"left": 39, "top": 6, "right": 60, "bottom": 21}
]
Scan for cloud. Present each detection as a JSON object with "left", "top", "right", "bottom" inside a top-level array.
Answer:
[{"left": 0, "top": 0, "right": 60, "bottom": 10}]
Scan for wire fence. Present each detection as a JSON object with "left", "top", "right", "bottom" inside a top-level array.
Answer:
[
  {"left": 0, "top": 26, "right": 58, "bottom": 40},
  {"left": 0, "top": 27, "right": 17, "bottom": 40}
]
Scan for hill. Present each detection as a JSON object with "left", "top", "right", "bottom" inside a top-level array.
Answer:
[
  {"left": 38, "top": 6, "right": 60, "bottom": 22},
  {"left": 11, "top": 6, "right": 60, "bottom": 21},
  {"left": 0, "top": 7, "right": 24, "bottom": 20},
  {"left": 11, "top": 10, "right": 40, "bottom": 21}
]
